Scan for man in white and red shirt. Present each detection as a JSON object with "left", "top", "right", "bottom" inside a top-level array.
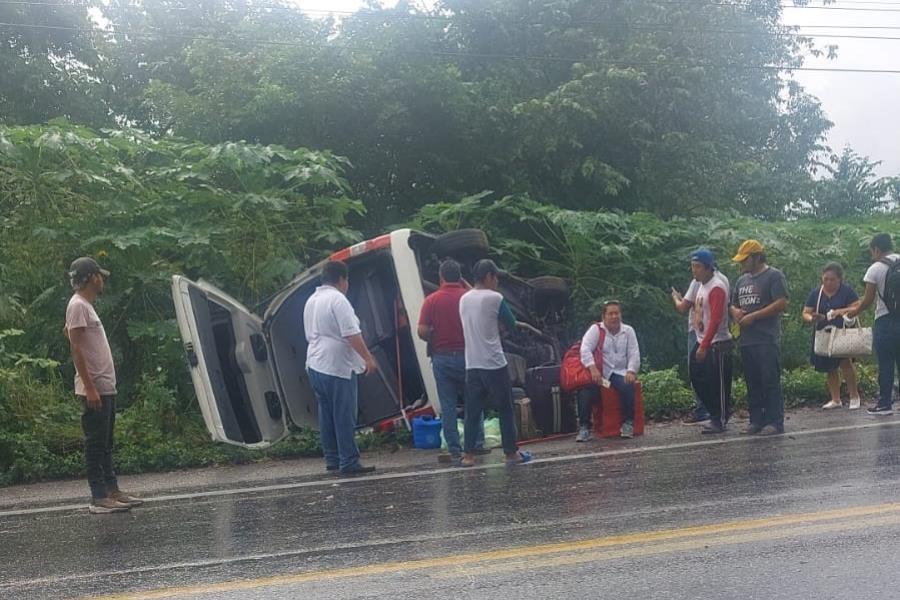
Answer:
[{"left": 688, "top": 248, "right": 733, "bottom": 434}]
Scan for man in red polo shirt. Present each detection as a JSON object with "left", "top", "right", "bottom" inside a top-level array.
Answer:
[{"left": 418, "top": 259, "right": 486, "bottom": 462}]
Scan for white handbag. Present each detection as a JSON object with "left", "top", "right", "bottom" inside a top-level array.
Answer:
[
  {"left": 826, "top": 317, "right": 873, "bottom": 358},
  {"left": 813, "top": 288, "right": 831, "bottom": 356},
  {"left": 813, "top": 327, "right": 831, "bottom": 357},
  {"left": 812, "top": 287, "right": 872, "bottom": 358}
]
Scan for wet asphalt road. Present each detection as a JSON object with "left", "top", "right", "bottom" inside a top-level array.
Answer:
[{"left": 5, "top": 422, "right": 900, "bottom": 599}]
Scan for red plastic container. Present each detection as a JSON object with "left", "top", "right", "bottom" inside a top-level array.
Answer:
[
  {"left": 373, "top": 405, "right": 436, "bottom": 434},
  {"left": 591, "top": 381, "right": 644, "bottom": 438}
]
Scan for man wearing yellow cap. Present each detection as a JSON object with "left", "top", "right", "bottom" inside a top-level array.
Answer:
[{"left": 730, "top": 240, "right": 789, "bottom": 435}]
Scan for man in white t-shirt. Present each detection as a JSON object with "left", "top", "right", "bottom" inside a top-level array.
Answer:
[
  {"left": 685, "top": 249, "right": 733, "bottom": 434},
  {"left": 304, "top": 260, "right": 378, "bottom": 474},
  {"left": 458, "top": 259, "right": 532, "bottom": 467},
  {"left": 846, "top": 233, "right": 900, "bottom": 415}
]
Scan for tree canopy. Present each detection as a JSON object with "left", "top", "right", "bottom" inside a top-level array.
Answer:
[{"left": 4, "top": 0, "right": 893, "bottom": 224}]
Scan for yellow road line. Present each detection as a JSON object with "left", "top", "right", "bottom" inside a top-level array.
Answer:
[
  {"left": 444, "top": 512, "right": 900, "bottom": 579},
  {"left": 95, "top": 501, "right": 900, "bottom": 600}
]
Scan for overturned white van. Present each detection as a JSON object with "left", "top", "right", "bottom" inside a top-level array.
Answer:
[{"left": 172, "top": 229, "right": 568, "bottom": 449}]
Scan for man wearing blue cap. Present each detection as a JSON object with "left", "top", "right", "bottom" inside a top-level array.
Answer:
[
  {"left": 687, "top": 249, "right": 733, "bottom": 434},
  {"left": 672, "top": 254, "right": 730, "bottom": 425}
]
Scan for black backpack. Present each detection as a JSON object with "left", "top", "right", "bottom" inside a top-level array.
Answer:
[{"left": 879, "top": 257, "right": 900, "bottom": 315}]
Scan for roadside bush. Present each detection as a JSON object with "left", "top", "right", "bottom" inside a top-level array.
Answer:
[
  {"left": 640, "top": 368, "right": 695, "bottom": 420},
  {"left": 732, "top": 378, "right": 748, "bottom": 410}
]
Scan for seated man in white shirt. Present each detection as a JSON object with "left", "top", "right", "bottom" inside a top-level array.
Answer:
[{"left": 576, "top": 301, "right": 641, "bottom": 441}]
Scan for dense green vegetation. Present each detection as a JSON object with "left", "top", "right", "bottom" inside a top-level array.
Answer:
[{"left": 1, "top": 0, "right": 898, "bottom": 485}]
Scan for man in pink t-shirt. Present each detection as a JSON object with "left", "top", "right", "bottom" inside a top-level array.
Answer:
[{"left": 65, "top": 257, "right": 142, "bottom": 513}]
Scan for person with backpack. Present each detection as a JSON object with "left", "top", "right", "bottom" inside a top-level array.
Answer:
[
  {"left": 575, "top": 301, "right": 641, "bottom": 441},
  {"left": 844, "top": 233, "right": 900, "bottom": 415},
  {"left": 686, "top": 249, "right": 733, "bottom": 434},
  {"left": 802, "top": 262, "right": 862, "bottom": 410}
]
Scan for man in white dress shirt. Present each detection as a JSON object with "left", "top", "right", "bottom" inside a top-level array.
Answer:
[{"left": 304, "top": 260, "right": 377, "bottom": 474}]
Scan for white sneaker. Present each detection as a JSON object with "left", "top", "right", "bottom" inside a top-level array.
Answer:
[
  {"left": 849, "top": 397, "right": 861, "bottom": 410},
  {"left": 822, "top": 400, "right": 842, "bottom": 410},
  {"left": 575, "top": 426, "right": 592, "bottom": 443}
]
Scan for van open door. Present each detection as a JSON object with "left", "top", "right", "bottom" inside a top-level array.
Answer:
[{"left": 171, "top": 276, "right": 288, "bottom": 449}]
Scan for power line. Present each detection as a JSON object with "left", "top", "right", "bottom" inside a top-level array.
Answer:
[
  {"left": 9, "top": 0, "right": 900, "bottom": 13},
  {"left": 4, "top": 20, "right": 900, "bottom": 73},
  {"left": 5, "top": 3, "right": 900, "bottom": 41}
]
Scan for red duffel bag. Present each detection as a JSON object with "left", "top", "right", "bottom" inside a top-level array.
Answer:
[{"left": 560, "top": 324, "right": 605, "bottom": 393}]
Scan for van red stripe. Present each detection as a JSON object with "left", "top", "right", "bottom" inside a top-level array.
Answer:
[{"left": 329, "top": 234, "right": 392, "bottom": 262}]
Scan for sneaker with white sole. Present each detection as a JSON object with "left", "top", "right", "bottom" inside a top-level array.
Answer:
[
  {"left": 620, "top": 420, "right": 634, "bottom": 439},
  {"left": 849, "top": 397, "right": 861, "bottom": 410},
  {"left": 110, "top": 490, "right": 144, "bottom": 507},
  {"left": 89, "top": 497, "right": 131, "bottom": 514},
  {"left": 575, "top": 426, "right": 592, "bottom": 443},
  {"left": 822, "top": 400, "right": 842, "bottom": 410},
  {"left": 867, "top": 404, "right": 894, "bottom": 416}
]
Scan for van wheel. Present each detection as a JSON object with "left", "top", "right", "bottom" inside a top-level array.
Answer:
[
  {"left": 529, "top": 276, "right": 570, "bottom": 297},
  {"left": 529, "top": 276, "right": 570, "bottom": 308},
  {"left": 432, "top": 229, "right": 489, "bottom": 261}
]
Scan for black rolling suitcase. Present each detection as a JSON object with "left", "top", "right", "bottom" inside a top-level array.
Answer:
[{"left": 525, "top": 366, "right": 576, "bottom": 435}]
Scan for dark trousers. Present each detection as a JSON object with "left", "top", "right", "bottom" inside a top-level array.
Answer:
[
  {"left": 688, "top": 331, "right": 710, "bottom": 420},
  {"left": 576, "top": 374, "right": 635, "bottom": 427},
  {"left": 464, "top": 367, "right": 518, "bottom": 455},
  {"left": 874, "top": 315, "right": 900, "bottom": 408},
  {"left": 78, "top": 395, "right": 119, "bottom": 500},
  {"left": 689, "top": 342, "right": 733, "bottom": 422},
  {"left": 740, "top": 344, "right": 784, "bottom": 428}
]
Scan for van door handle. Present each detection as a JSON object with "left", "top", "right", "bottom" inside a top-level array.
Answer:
[{"left": 184, "top": 342, "right": 199, "bottom": 367}]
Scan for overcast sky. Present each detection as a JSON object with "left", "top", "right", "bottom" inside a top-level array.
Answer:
[
  {"left": 783, "top": 5, "right": 900, "bottom": 176},
  {"left": 295, "top": 1, "right": 900, "bottom": 177}
]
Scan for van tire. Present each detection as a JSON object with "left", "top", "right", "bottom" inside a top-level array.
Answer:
[
  {"left": 432, "top": 229, "right": 489, "bottom": 260},
  {"left": 529, "top": 276, "right": 570, "bottom": 297}
]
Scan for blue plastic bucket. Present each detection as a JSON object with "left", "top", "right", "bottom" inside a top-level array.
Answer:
[{"left": 412, "top": 416, "right": 443, "bottom": 449}]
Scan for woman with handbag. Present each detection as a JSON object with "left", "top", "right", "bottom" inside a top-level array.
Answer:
[{"left": 802, "top": 262, "right": 862, "bottom": 410}]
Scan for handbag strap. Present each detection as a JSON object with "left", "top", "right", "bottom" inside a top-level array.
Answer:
[{"left": 816, "top": 285, "right": 824, "bottom": 316}]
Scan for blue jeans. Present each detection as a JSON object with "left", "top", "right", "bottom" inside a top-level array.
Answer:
[
  {"left": 688, "top": 331, "right": 710, "bottom": 420},
  {"left": 609, "top": 374, "right": 636, "bottom": 422},
  {"left": 308, "top": 368, "right": 362, "bottom": 471},
  {"left": 464, "top": 367, "right": 518, "bottom": 455},
  {"left": 874, "top": 315, "right": 900, "bottom": 408},
  {"left": 432, "top": 353, "right": 484, "bottom": 457}
]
